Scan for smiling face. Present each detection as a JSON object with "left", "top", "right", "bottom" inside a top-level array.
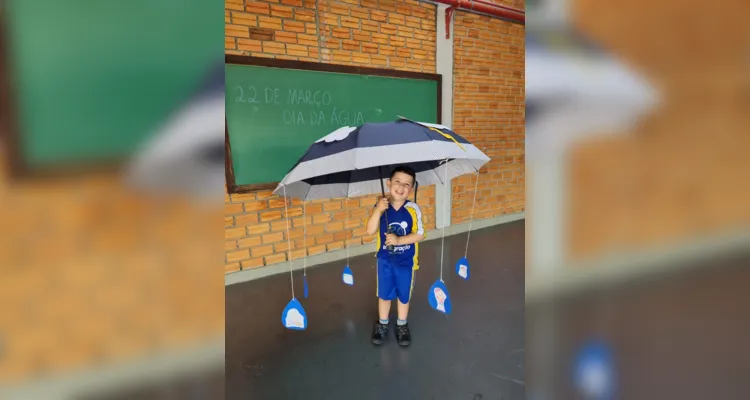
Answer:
[{"left": 387, "top": 171, "right": 415, "bottom": 202}]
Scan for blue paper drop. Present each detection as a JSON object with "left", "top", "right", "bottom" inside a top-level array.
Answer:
[
  {"left": 342, "top": 265, "right": 354, "bottom": 286},
  {"left": 427, "top": 279, "right": 452, "bottom": 314},
  {"left": 281, "top": 298, "right": 307, "bottom": 330},
  {"left": 573, "top": 340, "right": 616, "bottom": 400},
  {"left": 455, "top": 257, "right": 470, "bottom": 280},
  {"left": 303, "top": 275, "right": 309, "bottom": 298}
]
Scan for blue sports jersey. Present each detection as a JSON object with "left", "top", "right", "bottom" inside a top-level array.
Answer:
[{"left": 376, "top": 201, "right": 425, "bottom": 269}]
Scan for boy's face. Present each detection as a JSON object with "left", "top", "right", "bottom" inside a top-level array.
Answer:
[{"left": 387, "top": 171, "right": 415, "bottom": 202}]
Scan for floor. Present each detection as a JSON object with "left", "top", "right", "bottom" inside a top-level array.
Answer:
[
  {"left": 527, "top": 249, "right": 750, "bottom": 399},
  {"left": 78, "top": 221, "right": 750, "bottom": 399},
  {"left": 225, "top": 220, "right": 526, "bottom": 400}
]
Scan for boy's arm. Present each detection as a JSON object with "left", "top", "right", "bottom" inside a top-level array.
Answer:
[
  {"left": 393, "top": 232, "right": 424, "bottom": 245},
  {"left": 366, "top": 207, "right": 382, "bottom": 235},
  {"left": 389, "top": 202, "right": 426, "bottom": 245}
]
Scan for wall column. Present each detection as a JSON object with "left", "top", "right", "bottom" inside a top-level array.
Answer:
[{"left": 435, "top": 4, "right": 454, "bottom": 229}]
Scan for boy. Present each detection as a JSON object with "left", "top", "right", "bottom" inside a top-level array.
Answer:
[{"left": 366, "top": 166, "right": 425, "bottom": 346}]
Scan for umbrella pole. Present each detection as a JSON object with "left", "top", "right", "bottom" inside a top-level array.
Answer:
[{"left": 379, "top": 166, "right": 393, "bottom": 256}]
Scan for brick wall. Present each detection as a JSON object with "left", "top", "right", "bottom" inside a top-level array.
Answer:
[
  {"left": 450, "top": 12, "right": 525, "bottom": 224},
  {"left": 0, "top": 154, "right": 224, "bottom": 380},
  {"left": 565, "top": 0, "right": 750, "bottom": 261},
  {"left": 224, "top": 0, "right": 439, "bottom": 273}
]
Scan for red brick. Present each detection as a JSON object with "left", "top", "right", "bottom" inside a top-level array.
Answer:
[
  {"left": 331, "top": 28, "right": 350, "bottom": 39},
  {"left": 238, "top": 236, "right": 262, "bottom": 248},
  {"left": 265, "top": 253, "right": 287, "bottom": 265},
  {"left": 225, "top": 240, "right": 238, "bottom": 251},
  {"left": 226, "top": 249, "right": 250, "bottom": 263},
  {"left": 270, "top": 4, "right": 293, "bottom": 18},
  {"left": 316, "top": 234, "right": 334, "bottom": 245},
  {"left": 262, "top": 232, "right": 284, "bottom": 244},
  {"left": 271, "top": 220, "right": 289, "bottom": 232},
  {"left": 327, "top": 241, "right": 345, "bottom": 251},
  {"left": 245, "top": 2, "right": 270, "bottom": 14},
  {"left": 258, "top": 16, "right": 282, "bottom": 30},
  {"left": 237, "top": 39, "right": 262, "bottom": 52},
  {"left": 226, "top": 24, "right": 250, "bottom": 38},
  {"left": 260, "top": 210, "right": 283, "bottom": 221},
  {"left": 308, "top": 245, "right": 326, "bottom": 255},
  {"left": 342, "top": 39, "right": 360, "bottom": 51},
  {"left": 312, "top": 214, "right": 330, "bottom": 224},
  {"left": 247, "top": 224, "right": 270, "bottom": 235},
  {"left": 284, "top": 20, "right": 306, "bottom": 33},
  {"left": 306, "top": 224, "right": 326, "bottom": 236},
  {"left": 251, "top": 245, "right": 274, "bottom": 258},
  {"left": 333, "top": 230, "right": 352, "bottom": 241},
  {"left": 370, "top": 10, "right": 387, "bottom": 22},
  {"left": 225, "top": 262, "right": 241, "bottom": 273},
  {"left": 295, "top": 10, "right": 316, "bottom": 22},
  {"left": 225, "top": 227, "right": 246, "bottom": 239},
  {"left": 242, "top": 258, "right": 265, "bottom": 269}
]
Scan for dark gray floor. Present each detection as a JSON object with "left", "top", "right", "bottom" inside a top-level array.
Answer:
[
  {"left": 225, "top": 220, "right": 526, "bottom": 400},
  {"left": 527, "top": 249, "right": 750, "bottom": 399}
]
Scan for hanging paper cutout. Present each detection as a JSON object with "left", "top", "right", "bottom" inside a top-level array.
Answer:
[
  {"left": 428, "top": 280, "right": 452, "bottom": 314},
  {"left": 342, "top": 265, "right": 354, "bottom": 286},
  {"left": 281, "top": 298, "right": 307, "bottom": 330},
  {"left": 303, "top": 275, "right": 309, "bottom": 298},
  {"left": 455, "top": 257, "right": 470, "bottom": 280},
  {"left": 573, "top": 340, "right": 616, "bottom": 400}
]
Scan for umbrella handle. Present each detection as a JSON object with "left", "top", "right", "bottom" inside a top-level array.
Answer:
[{"left": 378, "top": 166, "right": 386, "bottom": 197}]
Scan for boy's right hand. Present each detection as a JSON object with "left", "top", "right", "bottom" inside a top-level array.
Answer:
[{"left": 375, "top": 196, "right": 389, "bottom": 213}]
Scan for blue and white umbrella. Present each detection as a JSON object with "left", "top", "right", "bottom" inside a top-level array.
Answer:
[
  {"left": 273, "top": 117, "right": 489, "bottom": 326},
  {"left": 272, "top": 117, "right": 490, "bottom": 200}
]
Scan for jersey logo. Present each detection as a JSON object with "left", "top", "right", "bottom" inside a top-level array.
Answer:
[{"left": 388, "top": 221, "right": 409, "bottom": 236}]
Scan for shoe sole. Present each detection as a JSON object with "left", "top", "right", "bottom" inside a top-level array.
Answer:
[
  {"left": 372, "top": 338, "right": 384, "bottom": 345},
  {"left": 398, "top": 340, "right": 411, "bottom": 347}
]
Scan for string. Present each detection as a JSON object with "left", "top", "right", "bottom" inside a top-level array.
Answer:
[
  {"left": 302, "top": 201, "right": 308, "bottom": 275},
  {"left": 439, "top": 158, "right": 450, "bottom": 282},
  {"left": 346, "top": 234, "right": 350, "bottom": 266},
  {"left": 465, "top": 170, "right": 481, "bottom": 257},
  {"left": 282, "top": 185, "right": 295, "bottom": 298}
]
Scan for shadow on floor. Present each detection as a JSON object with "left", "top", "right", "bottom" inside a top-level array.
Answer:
[{"left": 225, "top": 220, "right": 526, "bottom": 400}]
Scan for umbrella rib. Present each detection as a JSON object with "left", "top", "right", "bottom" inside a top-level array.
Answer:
[
  {"left": 432, "top": 161, "right": 447, "bottom": 185},
  {"left": 302, "top": 181, "right": 312, "bottom": 201}
]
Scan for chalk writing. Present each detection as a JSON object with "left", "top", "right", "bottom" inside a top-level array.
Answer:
[
  {"left": 265, "top": 88, "right": 282, "bottom": 105},
  {"left": 329, "top": 107, "right": 365, "bottom": 126},
  {"left": 282, "top": 108, "right": 365, "bottom": 126},
  {"left": 288, "top": 89, "right": 332, "bottom": 107},
  {"left": 235, "top": 84, "right": 368, "bottom": 127},
  {"left": 235, "top": 86, "right": 260, "bottom": 104}
]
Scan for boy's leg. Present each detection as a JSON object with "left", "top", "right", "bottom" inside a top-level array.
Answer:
[
  {"left": 378, "top": 298, "right": 391, "bottom": 322},
  {"left": 373, "top": 258, "right": 396, "bottom": 345},
  {"left": 397, "top": 299, "right": 410, "bottom": 322},
  {"left": 393, "top": 265, "right": 416, "bottom": 346}
]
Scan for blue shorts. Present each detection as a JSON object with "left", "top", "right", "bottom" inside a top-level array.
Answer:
[{"left": 376, "top": 257, "right": 416, "bottom": 304}]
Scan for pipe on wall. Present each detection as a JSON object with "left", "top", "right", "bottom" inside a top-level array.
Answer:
[{"left": 433, "top": 0, "right": 525, "bottom": 24}]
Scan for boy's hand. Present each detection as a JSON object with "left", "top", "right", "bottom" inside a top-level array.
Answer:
[
  {"left": 385, "top": 234, "right": 400, "bottom": 246},
  {"left": 375, "top": 196, "right": 389, "bottom": 213}
]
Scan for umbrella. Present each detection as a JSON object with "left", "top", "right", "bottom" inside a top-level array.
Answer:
[
  {"left": 272, "top": 117, "right": 490, "bottom": 200},
  {"left": 273, "top": 117, "right": 491, "bottom": 328}
]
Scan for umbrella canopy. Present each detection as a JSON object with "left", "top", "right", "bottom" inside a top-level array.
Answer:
[{"left": 273, "top": 118, "right": 490, "bottom": 200}]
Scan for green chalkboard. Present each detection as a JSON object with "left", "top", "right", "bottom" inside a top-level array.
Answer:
[
  {"left": 225, "top": 56, "right": 441, "bottom": 191},
  {"left": 3, "top": 0, "right": 222, "bottom": 175}
]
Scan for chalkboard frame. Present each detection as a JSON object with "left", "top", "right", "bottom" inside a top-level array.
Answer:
[{"left": 225, "top": 55, "right": 443, "bottom": 194}]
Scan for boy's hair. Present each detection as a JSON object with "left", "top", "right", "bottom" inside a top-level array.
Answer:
[{"left": 390, "top": 165, "right": 416, "bottom": 185}]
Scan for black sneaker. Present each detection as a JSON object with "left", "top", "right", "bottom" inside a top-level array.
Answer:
[
  {"left": 371, "top": 321, "right": 389, "bottom": 345},
  {"left": 396, "top": 323, "right": 411, "bottom": 347}
]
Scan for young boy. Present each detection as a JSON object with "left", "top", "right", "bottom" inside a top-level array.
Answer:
[{"left": 366, "top": 166, "right": 425, "bottom": 346}]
